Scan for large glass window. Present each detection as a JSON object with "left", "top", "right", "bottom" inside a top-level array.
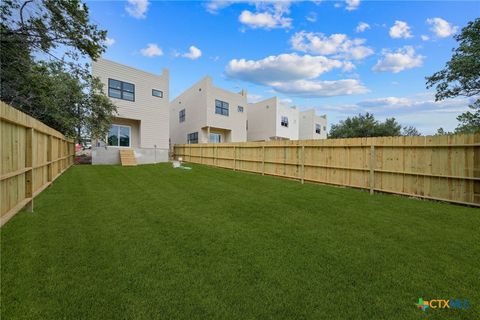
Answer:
[
  {"left": 215, "top": 100, "right": 229, "bottom": 116},
  {"left": 281, "top": 116, "right": 289, "bottom": 127},
  {"left": 187, "top": 132, "right": 198, "bottom": 144},
  {"left": 152, "top": 89, "right": 163, "bottom": 98},
  {"left": 107, "top": 125, "right": 131, "bottom": 147},
  {"left": 108, "top": 78, "right": 135, "bottom": 101},
  {"left": 179, "top": 109, "right": 186, "bottom": 123},
  {"left": 209, "top": 133, "right": 221, "bottom": 143},
  {"left": 315, "top": 124, "right": 321, "bottom": 134}
]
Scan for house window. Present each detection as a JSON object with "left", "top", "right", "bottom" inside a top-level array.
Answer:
[
  {"left": 187, "top": 132, "right": 198, "bottom": 144},
  {"left": 215, "top": 99, "right": 229, "bottom": 116},
  {"left": 108, "top": 79, "right": 135, "bottom": 101},
  {"left": 315, "top": 124, "right": 321, "bottom": 134},
  {"left": 209, "top": 133, "right": 221, "bottom": 143},
  {"left": 152, "top": 89, "right": 163, "bottom": 98},
  {"left": 323, "top": 126, "right": 327, "bottom": 131},
  {"left": 237, "top": 106, "right": 244, "bottom": 113},
  {"left": 179, "top": 109, "right": 186, "bottom": 123},
  {"left": 107, "top": 125, "right": 131, "bottom": 147},
  {"left": 281, "top": 116, "right": 289, "bottom": 127}
]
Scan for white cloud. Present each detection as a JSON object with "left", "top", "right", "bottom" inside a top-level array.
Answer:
[
  {"left": 389, "top": 20, "right": 413, "bottom": 39},
  {"left": 140, "top": 43, "right": 163, "bottom": 57},
  {"left": 291, "top": 31, "right": 374, "bottom": 60},
  {"left": 226, "top": 53, "right": 368, "bottom": 97},
  {"left": 205, "top": 0, "right": 232, "bottom": 14},
  {"left": 104, "top": 37, "right": 115, "bottom": 46},
  {"left": 355, "top": 22, "right": 370, "bottom": 33},
  {"left": 239, "top": 9, "right": 292, "bottom": 29},
  {"left": 226, "top": 53, "right": 347, "bottom": 83},
  {"left": 306, "top": 11, "right": 317, "bottom": 22},
  {"left": 372, "top": 46, "right": 424, "bottom": 73},
  {"left": 420, "top": 35, "right": 430, "bottom": 41},
  {"left": 427, "top": 17, "right": 458, "bottom": 38},
  {"left": 238, "top": 1, "right": 292, "bottom": 29},
  {"left": 345, "top": 0, "right": 360, "bottom": 11},
  {"left": 181, "top": 46, "right": 202, "bottom": 60},
  {"left": 125, "top": 0, "right": 149, "bottom": 19},
  {"left": 269, "top": 79, "right": 368, "bottom": 97}
]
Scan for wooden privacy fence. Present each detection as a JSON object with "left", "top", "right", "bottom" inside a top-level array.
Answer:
[
  {"left": 1, "top": 102, "right": 75, "bottom": 226},
  {"left": 175, "top": 134, "right": 480, "bottom": 207}
]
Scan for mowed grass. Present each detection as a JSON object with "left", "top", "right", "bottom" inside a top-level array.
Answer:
[{"left": 1, "top": 164, "right": 479, "bottom": 320}]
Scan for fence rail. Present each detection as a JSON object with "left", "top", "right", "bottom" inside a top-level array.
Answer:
[
  {"left": 1, "top": 102, "right": 75, "bottom": 226},
  {"left": 175, "top": 134, "right": 480, "bottom": 207}
]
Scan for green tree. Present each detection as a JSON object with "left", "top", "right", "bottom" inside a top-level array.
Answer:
[
  {"left": 402, "top": 126, "right": 422, "bottom": 136},
  {"left": 328, "top": 113, "right": 406, "bottom": 138},
  {"left": 434, "top": 128, "right": 454, "bottom": 136},
  {"left": 426, "top": 18, "right": 480, "bottom": 134},
  {"left": 0, "top": 0, "right": 116, "bottom": 140}
]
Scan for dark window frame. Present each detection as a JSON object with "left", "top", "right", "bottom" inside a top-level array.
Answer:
[
  {"left": 315, "top": 124, "right": 321, "bottom": 134},
  {"left": 215, "top": 99, "right": 229, "bottom": 116},
  {"left": 179, "top": 109, "right": 186, "bottom": 123},
  {"left": 152, "top": 89, "right": 163, "bottom": 98},
  {"left": 108, "top": 78, "right": 135, "bottom": 102},
  {"left": 237, "top": 105, "right": 244, "bottom": 113},
  {"left": 281, "top": 116, "right": 289, "bottom": 128},
  {"left": 187, "top": 132, "right": 198, "bottom": 144}
]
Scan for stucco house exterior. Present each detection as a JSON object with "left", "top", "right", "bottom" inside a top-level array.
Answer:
[
  {"left": 91, "top": 58, "right": 169, "bottom": 164},
  {"left": 170, "top": 76, "right": 248, "bottom": 144},
  {"left": 299, "top": 109, "right": 328, "bottom": 140},
  {"left": 247, "top": 97, "right": 299, "bottom": 141}
]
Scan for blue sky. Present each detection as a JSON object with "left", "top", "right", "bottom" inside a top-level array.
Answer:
[{"left": 87, "top": 0, "right": 479, "bottom": 134}]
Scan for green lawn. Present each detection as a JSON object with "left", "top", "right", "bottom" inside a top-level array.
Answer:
[{"left": 1, "top": 164, "right": 479, "bottom": 319}]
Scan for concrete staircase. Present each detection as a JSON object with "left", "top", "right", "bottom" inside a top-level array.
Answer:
[{"left": 119, "top": 149, "right": 137, "bottom": 166}]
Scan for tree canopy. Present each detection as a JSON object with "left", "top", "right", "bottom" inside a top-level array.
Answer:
[
  {"left": 328, "top": 113, "right": 420, "bottom": 138},
  {"left": 0, "top": 0, "right": 116, "bottom": 140},
  {"left": 426, "top": 18, "right": 480, "bottom": 134}
]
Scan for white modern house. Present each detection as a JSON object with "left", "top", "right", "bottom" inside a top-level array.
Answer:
[
  {"left": 170, "top": 76, "right": 248, "bottom": 144},
  {"left": 299, "top": 109, "right": 328, "bottom": 140},
  {"left": 247, "top": 97, "right": 299, "bottom": 141},
  {"left": 91, "top": 58, "right": 170, "bottom": 164}
]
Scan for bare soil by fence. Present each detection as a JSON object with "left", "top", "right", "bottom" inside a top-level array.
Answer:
[
  {"left": 175, "top": 135, "right": 480, "bottom": 207},
  {"left": 1, "top": 102, "right": 75, "bottom": 226}
]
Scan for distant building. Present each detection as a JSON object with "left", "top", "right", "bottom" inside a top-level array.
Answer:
[
  {"left": 170, "top": 76, "right": 248, "bottom": 144},
  {"left": 247, "top": 97, "right": 299, "bottom": 141},
  {"left": 299, "top": 109, "right": 328, "bottom": 140},
  {"left": 91, "top": 58, "right": 169, "bottom": 164}
]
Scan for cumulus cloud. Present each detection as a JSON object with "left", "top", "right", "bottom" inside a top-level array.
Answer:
[
  {"left": 226, "top": 53, "right": 368, "bottom": 97},
  {"left": 239, "top": 10, "right": 292, "bottom": 29},
  {"left": 355, "top": 22, "right": 370, "bottom": 33},
  {"left": 125, "top": 0, "right": 149, "bottom": 19},
  {"left": 389, "top": 20, "right": 413, "bottom": 39},
  {"left": 372, "top": 46, "right": 424, "bottom": 73},
  {"left": 226, "top": 53, "right": 347, "bottom": 83},
  {"left": 345, "top": 0, "right": 361, "bottom": 11},
  {"left": 420, "top": 35, "right": 430, "bottom": 41},
  {"left": 291, "top": 31, "right": 374, "bottom": 60},
  {"left": 205, "top": 0, "right": 232, "bottom": 14},
  {"left": 427, "top": 17, "right": 458, "bottom": 38},
  {"left": 269, "top": 79, "right": 368, "bottom": 97},
  {"left": 104, "top": 37, "right": 115, "bottom": 46},
  {"left": 140, "top": 43, "right": 163, "bottom": 57},
  {"left": 180, "top": 46, "right": 202, "bottom": 60}
]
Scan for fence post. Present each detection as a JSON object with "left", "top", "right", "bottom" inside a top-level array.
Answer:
[
  {"left": 233, "top": 145, "right": 236, "bottom": 171},
  {"left": 25, "top": 128, "right": 34, "bottom": 212},
  {"left": 262, "top": 146, "right": 265, "bottom": 175},
  {"left": 215, "top": 145, "right": 217, "bottom": 166},
  {"left": 301, "top": 145, "right": 305, "bottom": 184},
  {"left": 47, "top": 136, "right": 53, "bottom": 182},
  {"left": 369, "top": 145, "right": 375, "bottom": 195},
  {"left": 201, "top": 146, "right": 203, "bottom": 164}
]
